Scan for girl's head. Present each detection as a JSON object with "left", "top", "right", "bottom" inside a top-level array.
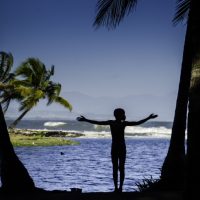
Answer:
[{"left": 114, "top": 108, "right": 126, "bottom": 121}]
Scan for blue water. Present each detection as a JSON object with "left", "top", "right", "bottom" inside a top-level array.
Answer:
[
  {"left": 14, "top": 138, "right": 170, "bottom": 192},
  {"left": 2, "top": 119, "right": 172, "bottom": 192}
]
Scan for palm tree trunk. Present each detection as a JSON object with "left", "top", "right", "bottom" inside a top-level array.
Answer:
[
  {"left": 187, "top": 96, "right": 200, "bottom": 196},
  {"left": 0, "top": 104, "right": 35, "bottom": 192},
  {"left": 185, "top": 0, "right": 200, "bottom": 195},
  {"left": 9, "top": 109, "right": 30, "bottom": 128},
  {"left": 160, "top": 1, "right": 194, "bottom": 189}
]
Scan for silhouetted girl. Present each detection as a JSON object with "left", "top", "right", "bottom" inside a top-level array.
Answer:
[{"left": 77, "top": 108, "right": 157, "bottom": 192}]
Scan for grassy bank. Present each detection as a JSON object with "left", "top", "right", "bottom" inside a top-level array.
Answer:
[
  {"left": 8, "top": 128, "right": 81, "bottom": 147},
  {"left": 9, "top": 134, "right": 79, "bottom": 147}
]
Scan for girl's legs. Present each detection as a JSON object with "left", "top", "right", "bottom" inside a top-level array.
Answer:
[
  {"left": 112, "top": 154, "right": 118, "bottom": 192},
  {"left": 119, "top": 160, "right": 125, "bottom": 192},
  {"left": 119, "top": 149, "right": 126, "bottom": 192}
]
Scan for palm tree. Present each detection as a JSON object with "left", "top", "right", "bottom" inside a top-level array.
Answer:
[
  {"left": 1, "top": 58, "right": 72, "bottom": 128},
  {"left": 93, "top": 0, "right": 199, "bottom": 189}
]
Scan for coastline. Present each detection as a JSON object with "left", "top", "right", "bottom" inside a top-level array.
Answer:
[
  {"left": 8, "top": 128, "right": 85, "bottom": 137},
  {"left": 8, "top": 128, "right": 84, "bottom": 147}
]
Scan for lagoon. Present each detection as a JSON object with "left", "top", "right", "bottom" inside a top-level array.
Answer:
[{"left": 14, "top": 138, "right": 169, "bottom": 192}]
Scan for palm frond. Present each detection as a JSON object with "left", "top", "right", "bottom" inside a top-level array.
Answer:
[
  {"left": 19, "top": 100, "right": 35, "bottom": 112},
  {"left": 46, "top": 82, "right": 61, "bottom": 101},
  {"left": 0, "top": 90, "right": 14, "bottom": 112},
  {"left": 2, "top": 53, "right": 14, "bottom": 79},
  {"left": 15, "top": 61, "right": 33, "bottom": 78},
  {"left": 0, "top": 84, "right": 40, "bottom": 113},
  {"left": 50, "top": 65, "right": 54, "bottom": 76},
  {"left": 0, "top": 51, "right": 14, "bottom": 83},
  {"left": 0, "top": 88, "right": 22, "bottom": 112},
  {"left": 1, "top": 98, "right": 11, "bottom": 113},
  {"left": 3, "top": 73, "right": 15, "bottom": 83},
  {"left": 15, "top": 86, "right": 33, "bottom": 97},
  {"left": 18, "top": 93, "right": 41, "bottom": 111},
  {"left": 0, "top": 83, "right": 14, "bottom": 90},
  {"left": 53, "top": 96, "right": 72, "bottom": 111},
  {"left": 173, "top": 0, "right": 190, "bottom": 25},
  {"left": 93, "top": 0, "right": 137, "bottom": 29},
  {"left": 33, "top": 89, "right": 45, "bottom": 99},
  {"left": 11, "top": 79, "right": 32, "bottom": 87},
  {"left": 43, "top": 65, "right": 54, "bottom": 83},
  {"left": 15, "top": 58, "right": 47, "bottom": 88},
  {"left": 26, "top": 58, "right": 46, "bottom": 76}
]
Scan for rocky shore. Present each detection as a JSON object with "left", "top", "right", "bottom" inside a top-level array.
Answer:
[
  {"left": 8, "top": 128, "right": 85, "bottom": 138},
  {"left": 7, "top": 128, "right": 84, "bottom": 147}
]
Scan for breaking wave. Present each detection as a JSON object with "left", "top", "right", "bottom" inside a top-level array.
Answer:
[
  {"left": 44, "top": 122, "right": 67, "bottom": 127},
  {"left": 73, "top": 125, "right": 171, "bottom": 138}
]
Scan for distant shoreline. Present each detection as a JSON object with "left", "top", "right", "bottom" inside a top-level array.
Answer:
[
  {"left": 8, "top": 128, "right": 84, "bottom": 147},
  {"left": 9, "top": 128, "right": 85, "bottom": 138}
]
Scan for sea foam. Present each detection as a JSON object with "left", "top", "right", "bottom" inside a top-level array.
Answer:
[
  {"left": 44, "top": 122, "right": 67, "bottom": 127},
  {"left": 125, "top": 126, "right": 171, "bottom": 137},
  {"left": 93, "top": 125, "right": 171, "bottom": 138}
]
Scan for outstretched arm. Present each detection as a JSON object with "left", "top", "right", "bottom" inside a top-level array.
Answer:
[
  {"left": 76, "top": 115, "right": 110, "bottom": 125},
  {"left": 125, "top": 113, "right": 158, "bottom": 126}
]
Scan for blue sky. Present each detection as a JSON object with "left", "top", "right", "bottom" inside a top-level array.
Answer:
[{"left": 1, "top": 0, "right": 187, "bottom": 121}]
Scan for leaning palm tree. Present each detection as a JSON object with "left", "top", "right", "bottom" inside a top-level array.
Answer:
[
  {"left": 1, "top": 58, "right": 72, "bottom": 128},
  {"left": 93, "top": 0, "right": 199, "bottom": 190}
]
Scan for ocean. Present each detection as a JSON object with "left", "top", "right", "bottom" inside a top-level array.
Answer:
[
  {"left": 4, "top": 119, "right": 172, "bottom": 192},
  {"left": 6, "top": 119, "right": 172, "bottom": 138}
]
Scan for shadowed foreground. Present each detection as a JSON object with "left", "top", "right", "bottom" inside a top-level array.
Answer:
[{"left": 0, "top": 189, "right": 183, "bottom": 200}]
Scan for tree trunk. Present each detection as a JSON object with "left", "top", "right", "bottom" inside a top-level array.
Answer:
[
  {"left": 0, "top": 104, "right": 35, "bottom": 193},
  {"left": 185, "top": 0, "right": 200, "bottom": 196},
  {"left": 160, "top": 1, "right": 194, "bottom": 189},
  {"left": 9, "top": 109, "right": 30, "bottom": 128},
  {"left": 187, "top": 96, "right": 200, "bottom": 197}
]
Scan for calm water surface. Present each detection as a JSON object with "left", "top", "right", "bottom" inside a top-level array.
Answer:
[{"left": 14, "top": 138, "right": 169, "bottom": 192}]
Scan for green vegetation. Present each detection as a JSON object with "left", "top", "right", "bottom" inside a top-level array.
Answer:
[
  {"left": 0, "top": 55, "right": 72, "bottom": 128},
  {"left": 8, "top": 129, "right": 81, "bottom": 147},
  {"left": 10, "top": 134, "right": 79, "bottom": 147}
]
